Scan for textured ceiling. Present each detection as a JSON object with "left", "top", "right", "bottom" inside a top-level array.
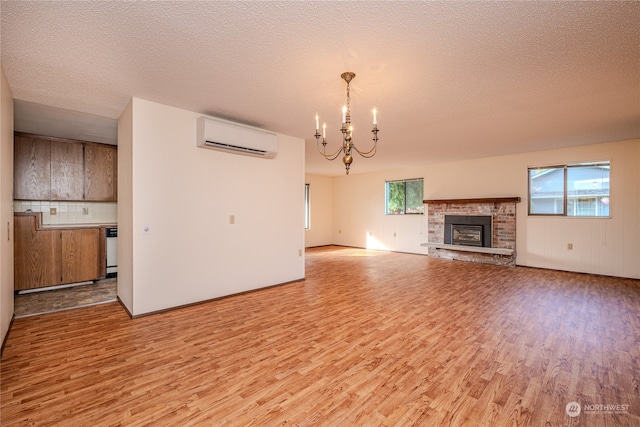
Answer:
[{"left": 2, "top": 1, "right": 639, "bottom": 176}]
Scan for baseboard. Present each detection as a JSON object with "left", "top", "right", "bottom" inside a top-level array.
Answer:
[
  {"left": 117, "top": 296, "right": 133, "bottom": 319},
  {"left": 1, "top": 314, "right": 16, "bottom": 358},
  {"left": 129, "top": 277, "right": 305, "bottom": 320}
]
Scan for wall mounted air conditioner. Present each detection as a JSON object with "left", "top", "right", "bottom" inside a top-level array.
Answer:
[{"left": 196, "top": 116, "right": 278, "bottom": 159}]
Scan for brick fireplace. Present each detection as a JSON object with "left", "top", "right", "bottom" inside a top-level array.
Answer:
[{"left": 422, "top": 197, "right": 520, "bottom": 266}]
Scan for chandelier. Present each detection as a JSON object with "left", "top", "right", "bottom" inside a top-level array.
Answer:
[{"left": 314, "top": 72, "right": 379, "bottom": 175}]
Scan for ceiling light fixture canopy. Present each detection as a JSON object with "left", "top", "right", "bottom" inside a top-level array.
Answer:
[{"left": 314, "top": 72, "right": 379, "bottom": 175}]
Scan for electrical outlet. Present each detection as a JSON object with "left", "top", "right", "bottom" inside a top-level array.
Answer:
[
  {"left": 50, "top": 207, "right": 57, "bottom": 215},
  {"left": 82, "top": 207, "right": 89, "bottom": 215},
  {"left": 567, "top": 243, "right": 573, "bottom": 250}
]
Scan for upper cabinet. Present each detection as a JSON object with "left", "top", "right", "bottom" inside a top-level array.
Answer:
[
  {"left": 50, "top": 140, "right": 85, "bottom": 200},
  {"left": 14, "top": 133, "right": 117, "bottom": 202},
  {"left": 13, "top": 134, "right": 52, "bottom": 200},
  {"left": 84, "top": 143, "right": 117, "bottom": 201}
]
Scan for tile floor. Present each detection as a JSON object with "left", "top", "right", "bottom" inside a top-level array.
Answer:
[{"left": 14, "top": 278, "right": 117, "bottom": 318}]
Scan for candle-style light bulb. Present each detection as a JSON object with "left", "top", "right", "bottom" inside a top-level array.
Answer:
[
  {"left": 322, "top": 123, "right": 326, "bottom": 138},
  {"left": 315, "top": 114, "right": 319, "bottom": 131},
  {"left": 373, "top": 108, "right": 377, "bottom": 126},
  {"left": 342, "top": 106, "right": 347, "bottom": 124}
]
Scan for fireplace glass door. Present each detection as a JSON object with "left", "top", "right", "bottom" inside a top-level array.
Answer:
[{"left": 451, "top": 225, "right": 483, "bottom": 247}]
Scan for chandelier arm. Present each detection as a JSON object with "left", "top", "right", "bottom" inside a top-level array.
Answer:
[
  {"left": 352, "top": 144, "right": 378, "bottom": 158},
  {"left": 316, "top": 141, "right": 344, "bottom": 161},
  {"left": 352, "top": 128, "right": 379, "bottom": 157}
]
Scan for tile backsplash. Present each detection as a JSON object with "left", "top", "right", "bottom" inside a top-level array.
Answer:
[{"left": 14, "top": 201, "right": 117, "bottom": 225}]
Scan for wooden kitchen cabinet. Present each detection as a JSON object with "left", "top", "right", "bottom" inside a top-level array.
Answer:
[
  {"left": 50, "top": 140, "right": 85, "bottom": 200},
  {"left": 14, "top": 213, "right": 101, "bottom": 291},
  {"left": 13, "top": 134, "right": 52, "bottom": 200},
  {"left": 84, "top": 143, "right": 117, "bottom": 201},
  {"left": 14, "top": 133, "right": 117, "bottom": 202},
  {"left": 60, "top": 228, "right": 100, "bottom": 284},
  {"left": 14, "top": 214, "right": 60, "bottom": 290}
]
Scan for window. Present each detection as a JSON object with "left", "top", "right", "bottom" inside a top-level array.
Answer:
[
  {"left": 528, "top": 162, "right": 610, "bottom": 217},
  {"left": 385, "top": 178, "right": 424, "bottom": 215},
  {"left": 304, "top": 183, "right": 310, "bottom": 229}
]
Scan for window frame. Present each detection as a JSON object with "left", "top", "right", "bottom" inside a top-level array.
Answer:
[
  {"left": 385, "top": 178, "right": 424, "bottom": 215},
  {"left": 304, "top": 183, "right": 310, "bottom": 230},
  {"left": 528, "top": 161, "right": 610, "bottom": 218}
]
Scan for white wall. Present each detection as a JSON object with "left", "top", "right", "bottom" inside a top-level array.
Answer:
[
  {"left": 118, "top": 98, "right": 305, "bottom": 316},
  {"left": 117, "top": 100, "right": 133, "bottom": 312},
  {"left": 332, "top": 170, "right": 429, "bottom": 253},
  {"left": 1, "top": 65, "right": 14, "bottom": 345},
  {"left": 330, "top": 139, "right": 640, "bottom": 279},
  {"left": 510, "top": 139, "right": 639, "bottom": 278},
  {"left": 304, "top": 174, "right": 333, "bottom": 248}
]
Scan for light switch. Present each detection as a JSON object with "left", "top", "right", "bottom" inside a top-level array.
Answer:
[
  {"left": 143, "top": 224, "right": 151, "bottom": 235},
  {"left": 229, "top": 215, "right": 235, "bottom": 225}
]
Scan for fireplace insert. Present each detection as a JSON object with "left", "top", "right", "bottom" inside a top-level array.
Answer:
[
  {"left": 452, "top": 224, "right": 483, "bottom": 246},
  {"left": 444, "top": 215, "right": 492, "bottom": 248}
]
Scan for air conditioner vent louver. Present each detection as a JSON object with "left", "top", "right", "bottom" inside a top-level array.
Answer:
[
  {"left": 197, "top": 117, "right": 278, "bottom": 159},
  {"left": 204, "top": 140, "right": 268, "bottom": 156}
]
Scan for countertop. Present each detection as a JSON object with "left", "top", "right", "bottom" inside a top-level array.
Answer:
[{"left": 14, "top": 212, "right": 116, "bottom": 230}]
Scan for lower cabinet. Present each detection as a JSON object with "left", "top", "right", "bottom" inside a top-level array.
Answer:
[
  {"left": 14, "top": 214, "right": 101, "bottom": 291},
  {"left": 14, "top": 216, "right": 60, "bottom": 290},
  {"left": 60, "top": 228, "right": 100, "bottom": 285}
]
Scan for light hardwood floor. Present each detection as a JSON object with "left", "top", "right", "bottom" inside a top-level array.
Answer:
[{"left": 2, "top": 246, "right": 639, "bottom": 426}]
